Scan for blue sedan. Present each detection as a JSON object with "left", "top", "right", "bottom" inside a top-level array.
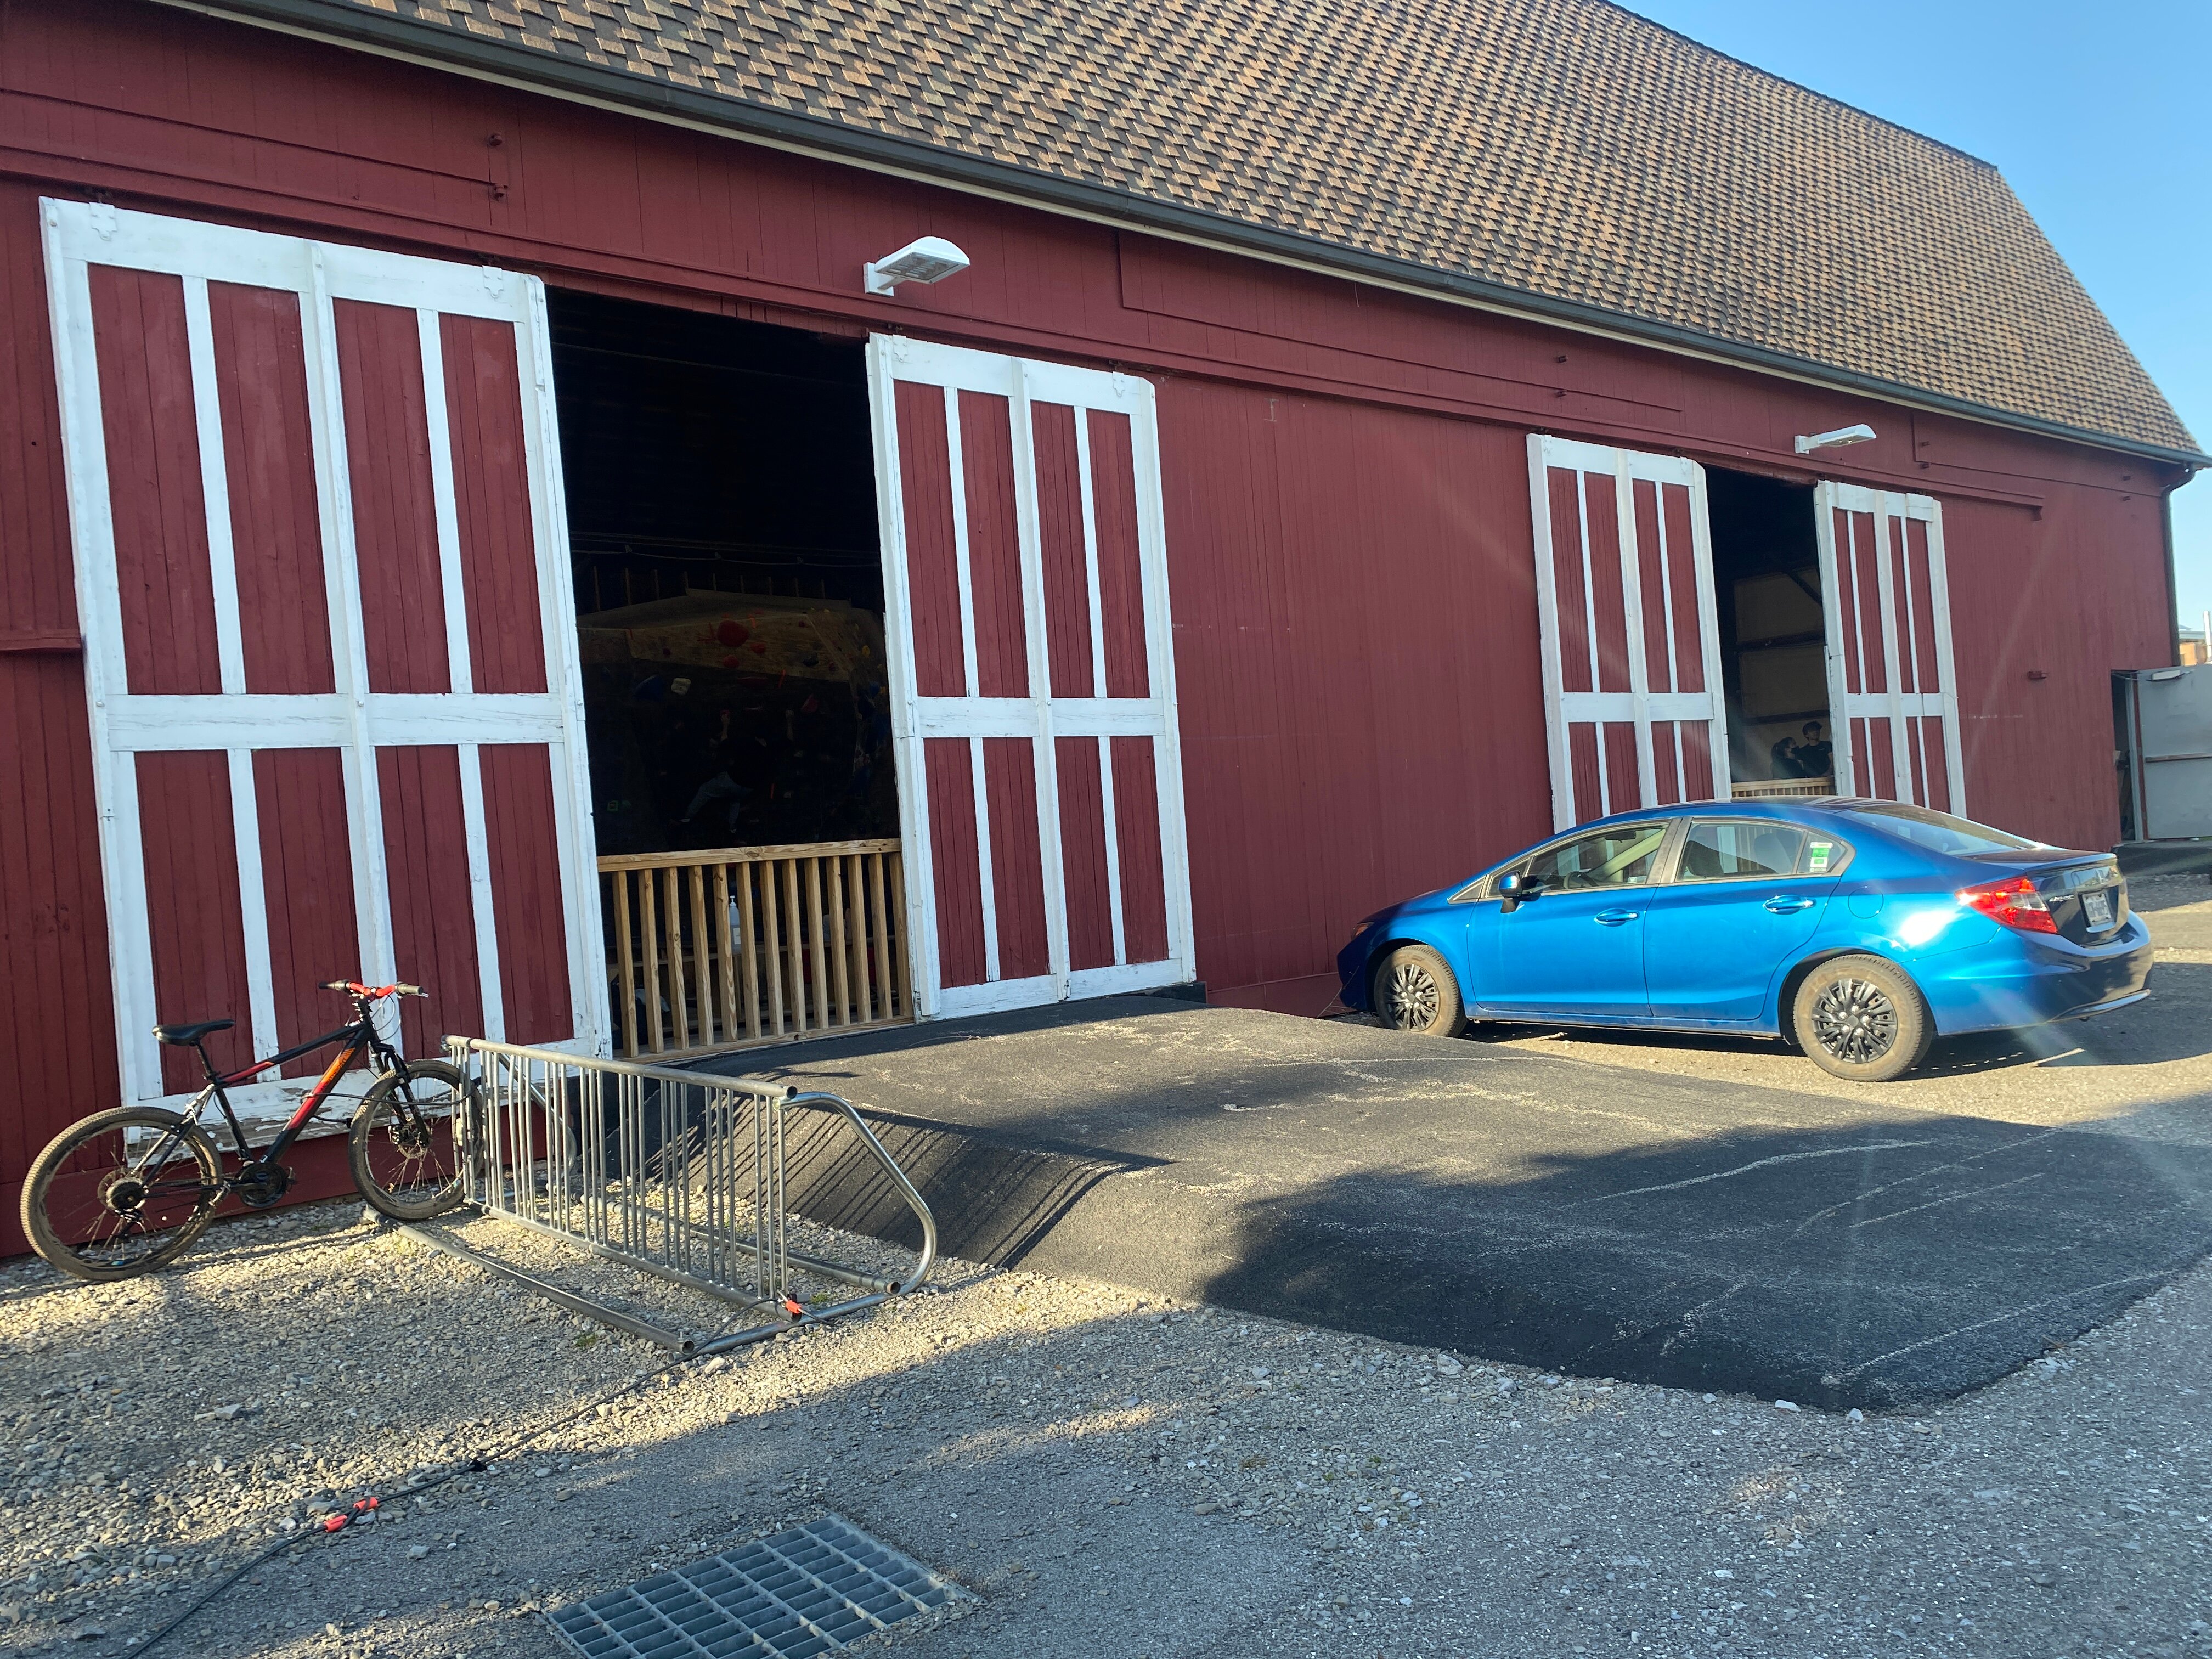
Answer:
[{"left": 1335, "top": 799, "right": 2153, "bottom": 1081}]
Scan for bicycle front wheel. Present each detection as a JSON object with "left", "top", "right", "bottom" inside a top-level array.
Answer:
[
  {"left": 21, "top": 1107, "right": 224, "bottom": 1283},
  {"left": 349, "top": 1060, "right": 466, "bottom": 1221}
]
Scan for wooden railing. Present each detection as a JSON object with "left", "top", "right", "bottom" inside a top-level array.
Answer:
[
  {"left": 598, "top": 840, "right": 909, "bottom": 1060},
  {"left": 1731, "top": 776, "right": 1837, "bottom": 800}
]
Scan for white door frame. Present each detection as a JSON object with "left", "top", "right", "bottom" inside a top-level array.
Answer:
[
  {"left": 1812, "top": 482, "right": 1966, "bottom": 812},
  {"left": 42, "top": 198, "right": 606, "bottom": 1124},
  {"left": 1527, "top": 433, "right": 1731, "bottom": 830},
  {"left": 866, "top": 334, "right": 1195, "bottom": 1019}
]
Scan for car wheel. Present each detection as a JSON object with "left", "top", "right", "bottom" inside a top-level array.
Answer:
[
  {"left": 1373, "top": 945, "right": 1464, "bottom": 1037},
  {"left": 1791, "top": 955, "right": 1933, "bottom": 1082}
]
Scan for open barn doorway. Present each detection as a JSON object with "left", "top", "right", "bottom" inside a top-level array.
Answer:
[
  {"left": 548, "top": 292, "right": 909, "bottom": 1057},
  {"left": 1705, "top": 469, "right": 1834, "bottom": 797}
]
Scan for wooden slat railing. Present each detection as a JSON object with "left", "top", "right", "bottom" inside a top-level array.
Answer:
[{"left": 598, "top": 839, "right": 909, "bottom": 1060}]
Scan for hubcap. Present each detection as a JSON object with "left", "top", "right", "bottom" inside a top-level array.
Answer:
[
  {"left": 1384, "top": 962, "right": 1440, "bottom": 1029},
  {"left": 1810, "top": 977, "right": 1897, "bottom": 1063}
]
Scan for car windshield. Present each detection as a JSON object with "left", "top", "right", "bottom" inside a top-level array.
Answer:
[{"left": 1844, "top": 803, "right": 2049, "bottom": 857}]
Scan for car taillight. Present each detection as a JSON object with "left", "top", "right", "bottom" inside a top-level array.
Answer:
[{"left": 1959, "top": 874, "right": 2057, "bottom": 934}]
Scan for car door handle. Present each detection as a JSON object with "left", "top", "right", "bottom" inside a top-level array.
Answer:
[
  {"left": 1594, "top": 909, "right": 1640, "bottom": 925},
  {"left": 1763, "top": 896, "right": 1816, "bottom": 913}
]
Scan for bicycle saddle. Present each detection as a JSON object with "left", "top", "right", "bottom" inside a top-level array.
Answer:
[{"left": 153, "top": 1018, "right": 234, "bottom": 1046}]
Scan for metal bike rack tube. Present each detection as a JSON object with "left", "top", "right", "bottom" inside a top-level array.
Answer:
[{"left": 443, "top": 1040, "right": 935, "bottom": 1351}]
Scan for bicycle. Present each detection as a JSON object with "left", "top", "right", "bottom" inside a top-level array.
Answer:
[{"left": 20, "top": 980, "right": 467, "bottom": 1283}]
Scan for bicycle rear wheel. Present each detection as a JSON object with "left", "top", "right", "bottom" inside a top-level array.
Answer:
[
  {"left": 349, "top": 1060, "right": 466, "bottom": 1221},
  {"left": 21, "top": 1108, "right": 224, "bottom": 1283}
]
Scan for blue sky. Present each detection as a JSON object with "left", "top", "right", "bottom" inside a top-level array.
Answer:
[{"left": 1625, "top": 1, "right": 2211, "bottom": 638}]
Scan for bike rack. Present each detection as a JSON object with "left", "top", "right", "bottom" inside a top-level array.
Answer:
[{"left": 421, "top": 1037, "right": 936, "bottom": 1351}]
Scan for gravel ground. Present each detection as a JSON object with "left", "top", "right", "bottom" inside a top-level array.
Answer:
[{"left": 3, "top": 1187, "right": 2208, "bottom": 1659}]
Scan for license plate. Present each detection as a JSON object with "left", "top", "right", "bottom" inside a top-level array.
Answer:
[{"left": 2082, "top": 888, "right": 2114, "bottom": 930}]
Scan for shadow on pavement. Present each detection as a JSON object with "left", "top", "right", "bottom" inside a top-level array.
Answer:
[{"left": 717, "top": 998, "right": 2212, "bottom": 1410}]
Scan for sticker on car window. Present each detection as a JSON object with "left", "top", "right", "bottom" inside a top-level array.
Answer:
[{"left": 1808, "top": 841, "right": 1834, "bottom": 872}]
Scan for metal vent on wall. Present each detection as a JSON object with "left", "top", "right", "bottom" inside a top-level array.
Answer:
[{"left": 549, "top": 1514, "right": 959, "bottom": 1658}]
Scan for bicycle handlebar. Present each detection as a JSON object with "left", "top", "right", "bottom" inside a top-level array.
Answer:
[{"left": 320, "top": 980, "right": 428, "bottom": 1000}]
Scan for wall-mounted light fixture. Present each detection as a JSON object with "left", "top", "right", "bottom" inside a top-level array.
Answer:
[
  {"left": 1793, "top": 423, "right": 1877, "bottom": 456},
  {"left": 863, "top": 236, "right": 970, "bottom": 296}
]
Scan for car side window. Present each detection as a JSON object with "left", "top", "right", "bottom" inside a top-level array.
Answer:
[
  {"left": 1672, "top": 827, "right": 1814, "bottom": 889},
  {"left": 1522, "top": 823, "right": 1669, "bottom": 890}
]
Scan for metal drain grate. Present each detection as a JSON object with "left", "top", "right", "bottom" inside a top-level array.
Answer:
[{"left": 547, "top": 1514, "right": 958, "bottom": 1659}]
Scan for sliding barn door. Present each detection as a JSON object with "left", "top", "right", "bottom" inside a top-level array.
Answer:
[
  {"left": 42, "top": 199, "right": 604, "bottom": 1127},
  {"left": 867, "top": 336, "right": 1194, "bottom": 1019},
  {"left": 1527, "top": 435, "right": 1730, "bottom": 830},
  {"left": 1814, "top": 483, "right": 1966, "bottom": 812}
]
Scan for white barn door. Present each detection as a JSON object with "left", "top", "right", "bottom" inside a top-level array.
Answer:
[
  {"left": 1527, "top": 435, "right": 1731, "bottom": 830},
  {"left": 42, "top": 199, "right": 605, "bottom": 1130},
  {"left": 1813, "top": 483, "right": 1966, "bottom": 812},
  {"left": 867, "top": 336, "right": 1195, "bottom": 1019}
]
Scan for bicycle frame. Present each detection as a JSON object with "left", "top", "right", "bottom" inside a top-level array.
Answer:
[{"left": 190, "top": 1008, "right": 404, "bottom": 1166}]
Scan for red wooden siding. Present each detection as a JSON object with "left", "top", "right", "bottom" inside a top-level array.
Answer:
[
  {"left": 1088, "top": 409, "right": 1150, "bottom": 698},
  {"left": 136, "top": 750, "right": 253, "bottom": 1091},
  {"left": 210, "top": 282, "right": 335, "bottom": 695},
  {"left": 1681, "top": 721, "right": 1715, "bottom": 803},
  {"left": 478, "top": 743, "right": 572, "bottom": 1043},
  {"left": 1568, "top": 724, "right": 1602, "bottom": 822},
  {"left": 1110, "top": 737, "right": 1169, "bottom": 965},
  {"left": 88, "top": 264, "right": 222, "bottom": 697},
  {"left": 337, "top": 298, "right": 451, "bottom": 694},
  {"left": 1547, "top": 469, "right": 1593, "bottom": 695},
  {"left": 1906, "top": 518, "right": 1940, "bottom": 690},
  {"left": 1650, "top": 720, "right": 1681, "bottom": 804},
  {"left": 1851, "top": 512, "right": 1885, "bottom": 693},
  {"left": 1586, "top": 472, "right": 1630, "bottom": 693},
  {"left": 1921, "top": 718, "right": 1953, "bottom": 812},
  {"left": 1602, "top": 723, "right": 1638, "bottom": 813},
  {"left": 0, "top": 180, "right": 117, "bottom": 1247},
  {"left": 252, "top": 747, "right": 360, "bottom": 1074},
  {"left": 1032, "top": 402, "right": 1094, "bottom": 697},
  {"left": 1662, "top": 483, "right": 1702, "bottom": 693},
  {"left": 441, "top": 314, "right": 545, "bottom": 695},
  {"left": 1632, "top": 480, "right": 1668, "bottom": 689},
  {"left": 894, "top": 381, "right": 964, "bottom": 696},
  {"left": 1055, "top": 735, "right": 1115, "bottom": 972},
  {"left": 376, "top": 745, "right": 483, "bottom": 1061},
  {"left": 957, "top": 391, "right": 1028, "bottom": 699},
  {"left": 981, "top": 736, "right": 1049, "bottom": 980},
  {"left": 923, "top": 738, "right": 986, "bottom": 988}
]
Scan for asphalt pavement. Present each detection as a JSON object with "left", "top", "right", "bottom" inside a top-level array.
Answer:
[{"left": 712, "top": 877, "right": 2212, "bottom": 1410}]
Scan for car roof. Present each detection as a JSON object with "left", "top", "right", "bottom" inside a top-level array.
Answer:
[{"left": 1562, "top": 798, "right": 1869, "bottom": 834}]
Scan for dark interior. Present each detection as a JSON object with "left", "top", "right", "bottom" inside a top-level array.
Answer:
[
  {"left": 1705, "top": 468, "right": 1830, "bottom": 785},
  {"left": 547, "top": 291, "right": 896, "bottom": 855}
]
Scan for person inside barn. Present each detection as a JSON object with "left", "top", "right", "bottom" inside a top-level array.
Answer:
[{"left": 1770, "top": 720, "right": 1833, "bottom": 780}]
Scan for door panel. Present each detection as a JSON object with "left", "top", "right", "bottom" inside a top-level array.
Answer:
[
  {"left": 869, "top": 337, "right": 1193, "bottom": 1018},
  {"left": 1480, "top": 821, "right": 1668, "bottom": 1018},
  {"left": 1816, "top": 483, "right": 1964, "bottom": 814},
  {"left": 1528, "top": 435, "right": 1730, "bottom": 829},
  {"left": 43, "top": 198, "right": 605, "bottom": 1127},
  {"left": 1645, "top": 822, "right": 1836, "bottom": 1023},
  {"left": 1486, "top": 891, "right": 1650, "bottom": 1019}
]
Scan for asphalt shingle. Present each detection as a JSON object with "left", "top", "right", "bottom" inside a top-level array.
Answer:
[{"left": 298, "top": 0, "right": 2194, "bottom": 454}]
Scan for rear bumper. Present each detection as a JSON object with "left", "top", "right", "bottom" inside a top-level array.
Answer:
[{"left": 1917, "top": 918, "right": 2155, "bottom": 1035}]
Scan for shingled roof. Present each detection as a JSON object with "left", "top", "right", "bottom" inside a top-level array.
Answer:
[{"left": 218, "top": 0, "right": 2199, "bottom": 460}]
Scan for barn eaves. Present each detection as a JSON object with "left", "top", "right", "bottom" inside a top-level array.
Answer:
[{"left": 157, "top": 0, "right": 2207, "bottom": 469}]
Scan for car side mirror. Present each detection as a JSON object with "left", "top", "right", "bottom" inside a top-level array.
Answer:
[{"left": 1498, "top": 872, "right": 1527, "bottom": 913}]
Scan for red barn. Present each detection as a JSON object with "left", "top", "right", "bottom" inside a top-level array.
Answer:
[{"left": 1, "top": 0, "right": 2200, "bottom": 1235}]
